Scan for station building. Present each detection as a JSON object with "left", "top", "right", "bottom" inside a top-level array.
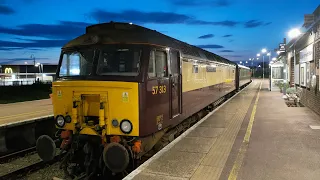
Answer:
[
  {"left": 282, "top": 5, "right": 320, "bottom": 115},
  {"left": 0, "top": 63, "right": 58, "bottom": 86}
]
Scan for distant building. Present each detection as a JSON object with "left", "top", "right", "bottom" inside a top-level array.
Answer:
[{"left": 0, "top": 63, "right": 58, "bottom": 86}]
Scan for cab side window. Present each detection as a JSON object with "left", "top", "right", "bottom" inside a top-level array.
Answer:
[{"left": 148, "top": 50, "right": 168, "bottom": 78}]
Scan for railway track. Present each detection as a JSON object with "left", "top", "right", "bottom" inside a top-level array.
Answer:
[
  {"left": 0, "top": 151, "right": 64, "bottom": 180},
  {"left": 0, "top": 147, "right": 36, "bottom": 164}
]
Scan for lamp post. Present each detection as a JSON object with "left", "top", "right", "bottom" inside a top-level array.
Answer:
[
  {"left": 257, "top": 54, "right": 261, "bottom": 78},
  {"left": 30, "top": 54, "right": 36, "bottom": 82},
  {"left": 261, "top": 48, "right": 267, "bottom": 79},
  {"left": 24, "top": 62, "right": 28, "bottom": 79}
]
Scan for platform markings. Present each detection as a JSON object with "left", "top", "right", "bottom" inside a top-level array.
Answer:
[
  {"left": 309, "top": 125, "right": 320, "bottom": 129},
  {"left": 123, "top": 81, "right": 255, "bottom": 180},
  {"left": 0, "top": 109, "right": 52, "bottom": 120},
  {"left": 227, "top": 81, "right": 262, "bottom": 180},
  {"left": 0, "top": 114, "right": 54, "bottom": 129}
]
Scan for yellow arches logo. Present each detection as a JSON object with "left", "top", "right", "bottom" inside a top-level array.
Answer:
[{"left": 5, "top": 68, "right": 13, "bottom": 74}]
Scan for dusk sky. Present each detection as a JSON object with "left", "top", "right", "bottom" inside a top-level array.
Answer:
[{"left": 0, "top": 0, "right": 319, "bottom": 65}]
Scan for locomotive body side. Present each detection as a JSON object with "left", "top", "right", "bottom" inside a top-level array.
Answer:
[{"left": 140, "top": 48, "right": 237, "bottom": 136}]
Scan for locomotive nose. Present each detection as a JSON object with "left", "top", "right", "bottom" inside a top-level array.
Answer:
[
  {"left": 103, "top": 142, "right": 130, "bottom": 173},
  {"left": 36, "top": 135, "right": 56, "bottom": 162}
]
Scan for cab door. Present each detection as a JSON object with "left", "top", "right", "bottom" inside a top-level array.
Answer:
[{"left": 169, "top": 49, "right": 182, "bottom": 118}]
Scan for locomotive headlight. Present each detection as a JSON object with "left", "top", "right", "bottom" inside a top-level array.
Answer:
[
  {"left": 120, "top": 119, "right": 132, "bottom": 134},
  {"left": 56, "top": 115, "right": 65, "bottom": 127}
]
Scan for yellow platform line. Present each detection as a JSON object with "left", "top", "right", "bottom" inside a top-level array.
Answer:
[{"left": 227, "top": 81, "right": 262, "bottom": 180}]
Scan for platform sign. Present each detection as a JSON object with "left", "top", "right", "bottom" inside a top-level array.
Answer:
[{"left": 279, "top": 43, "right": 286, "bottom": 52}]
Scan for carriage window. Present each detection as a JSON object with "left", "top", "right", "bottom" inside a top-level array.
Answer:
[
  {"left": 148, "top": 51, "right": 168, "bottom": 78},
  {"left": 193, "top": 65, "right": 199, "bottom": 73}
]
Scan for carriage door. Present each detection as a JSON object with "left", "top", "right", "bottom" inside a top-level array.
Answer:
[{"left": 169, "top": 50, "right": 181, "bottom": 118}]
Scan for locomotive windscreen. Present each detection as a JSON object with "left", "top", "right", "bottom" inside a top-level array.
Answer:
[{"left": 58, "top": 46, "right": 141, "bottom": 77}]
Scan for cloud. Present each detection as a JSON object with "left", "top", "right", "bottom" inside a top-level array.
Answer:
[
  {"left": 222, "top": 34, "right": 232, "bottom": 37},
  {"left": 198, "top": 34, "right": 214, "bottom": 39},
  {"left": 0, "top": 21, "right": 91, "bottom": 39},
  {"left": 0, "top": 4, "right": 14, "bottom": 15},
  {"left": 191, "top": 20, "right": 239, "bottom": 27},
  {"left": 220, "top": 50, "right": 234, "bottom": 52},
  {"left": 91, "top": 9, "right": 240, "bottom": 27},
  {"left": 0, "top": 39, "right": 68, "bottom": 48},
  {"left": 264, "top": 22, "right": 272, "bottom": 26},
  {"left": 196, "top": 44, "right": 224, "bottom": 49},
  {"left": 244, "top": 20, "right": 271, "bottom": 28},
  {"left": 0, "top": 47, "right": 23, "bottom": 51},
  {"left": 91, "top": 10, "right": 190, "bottom": 24},
  {"left": 171, "top": 0, "right": 231, "bottom": 7},
  {"left": 223, "top": 55, "right": 242, "bottom": 57}
]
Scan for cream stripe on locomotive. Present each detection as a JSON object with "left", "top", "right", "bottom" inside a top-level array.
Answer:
[{"left": 181, "top": 58, "right": 236, "bottom": 92}]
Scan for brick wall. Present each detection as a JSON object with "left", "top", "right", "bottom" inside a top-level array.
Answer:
[
  {"left": 299, "top": 30, "right": 320, "bottom": 115},
  {"left": 299, "top": 76, "right": 320, "bottom": 114}
]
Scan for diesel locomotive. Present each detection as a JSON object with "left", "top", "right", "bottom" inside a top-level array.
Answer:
[{"left": 36, "top": 22, "right": 251, "bottom": 179}]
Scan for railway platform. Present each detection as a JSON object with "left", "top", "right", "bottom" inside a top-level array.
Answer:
[
  {"left": 124, "top": 79, "right": 320, "bottom": 180},
  {"left": 0, "top": 99, "right": 53, "bottom": 128}
]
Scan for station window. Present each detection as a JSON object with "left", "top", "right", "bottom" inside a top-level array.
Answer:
[
  {"left": 301, "top": 66, "right": 305, "bottom": 85},
  {"left": 148, "top": 50, "right": 168, "bottom": 78}
]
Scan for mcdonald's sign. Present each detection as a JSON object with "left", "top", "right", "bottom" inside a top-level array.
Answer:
[{"left": 5, "top": 68, "right": 13, "bottom": 74}]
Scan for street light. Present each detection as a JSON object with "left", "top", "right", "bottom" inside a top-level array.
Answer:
[
  {"left": 24, "top": 62, "right": 28, "bottom": 79},
  {"left": 257, "top": 53, "right": 260, "bottom": 57},
  {"left": 240, "top": 61, "right": 242, "bottom": 64},
  {"left": 260, "top": 48, "right": 269, "bottom": 79},
  {"left": 288, "top": 28, "right": 301, "bottom": 38}
]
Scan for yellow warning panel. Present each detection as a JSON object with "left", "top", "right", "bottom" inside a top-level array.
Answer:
[{"left": 122, "top": 92, "right": 129, "bottom": 102}]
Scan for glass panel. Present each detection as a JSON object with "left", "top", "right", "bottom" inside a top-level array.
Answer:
[
  {"left": 96, "top": 48, "right": 141, "bottom": 76},
  {"left": 272, "top": 67, "right": 284, "bottom": 79},
  {"left": 148, "top": 51, "right": 156, "bottom": 77},
  {"left": 170, "top": 51, "right": 179, "bottom": 75},
  {"left": 301, "top": 67, "right": 304, "bottom": 85},
  {"left": 155, "top": 51, "right": 168, "bottom": 77},
  {"left": 59, "top": 50, "right": 94, "bottom": 76},
  {"left": 193, "top": 65, "right": 198, "bottom": 73},
  {"left": 148, "top": 51, "right": 168, "bottom": 78}
]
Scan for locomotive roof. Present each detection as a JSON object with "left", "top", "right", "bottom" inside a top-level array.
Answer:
[
  {"left": 238, "top": 64, "right": 250, "bottom": 69},
  {"left": 63, "top": 22, "right": 236, "bottom": 66}
]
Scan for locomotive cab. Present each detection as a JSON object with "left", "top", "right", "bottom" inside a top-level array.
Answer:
[{"left": 36, "top": 22, "right": 183, "bottom": 178}]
